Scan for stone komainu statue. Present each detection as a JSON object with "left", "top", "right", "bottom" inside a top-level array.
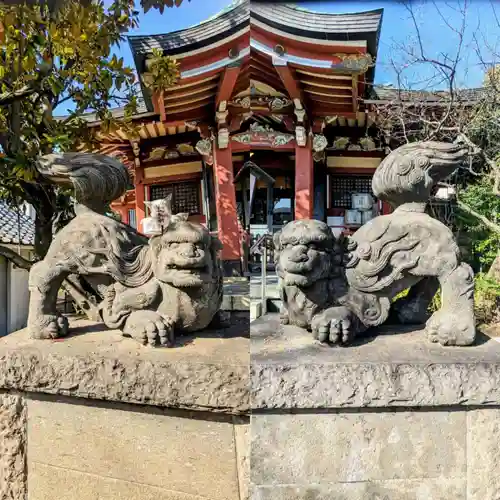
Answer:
[
  {"left": 275, "top": 141, "right": 476, "bottom": 346},
  {"left": 28, "top": 153, "right": 224, "bottom": 346}
]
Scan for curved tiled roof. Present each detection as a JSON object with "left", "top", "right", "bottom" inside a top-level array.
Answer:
[
  {"left": 128, "top": 0, "right": 249, "bottom": 58},
  {"left": 251, "top": 4, "right": 383, "bottom": 38},
  {"left": 369, "top": 85, "right": 488, "bottom": 103},
  {"left": 128, "top": 1, "right": 383, "bottom": 59},
  {"left": 0, "top": 204, "right": 35, "bottom": 246}
]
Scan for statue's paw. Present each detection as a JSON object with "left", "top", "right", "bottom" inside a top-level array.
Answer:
[
  {"left": 124, "top": 312, "right": 175, "bottom": 347},
  {"left": 426, "top": 311, "right": 475, "bottom": 346},
  {"left": 311, "top": 306, "right": 355, "bottom": 346},
  {"left": 280, "top": 313, "right": 290, "bottom": 325},
  {"left": 30, "top": 314, "right": 69, "bottom": 340}
]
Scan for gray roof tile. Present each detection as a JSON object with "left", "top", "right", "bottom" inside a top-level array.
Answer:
[
  {"left": 0, "top": 203, "right": 35, "bottom": 246},
  {"left": 128, "top": 0, "right": 249, "bottom": 57},
  {"left": 370, "top": 85, "right": 487, "bottom": 103},
  {"left": 55, "top": 96, "right": 151, "bottom": 123},
  {"left": 251, "top": 3, "right": 383, "bottom": 36}
]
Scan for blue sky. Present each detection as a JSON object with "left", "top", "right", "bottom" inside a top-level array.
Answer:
[
  {"left": 121, "top": 0, "right": 498, "bottom": 88},
  {"left": 56, "top": 0, "right": 500, "bottom": 114}
]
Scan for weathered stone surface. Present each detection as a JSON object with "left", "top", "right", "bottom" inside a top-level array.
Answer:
[
  {"left": 250, "top": 479, "right": 466, "bottom": 500},
  {"left": 232, "top": 296, "right": 251, "bottom": 311},
  {"left": 0, "top": 317, "right": 249, "bottom": 414},
  {"left": 251, "top": 315, "right": 500, "bottom": 409},
  {"left": 0, "top": 393, "right": 26, "bottom": 500},
  {"left": 30, "top": 462, "right": 213, "bottom": 500},
  {"left": 234, "top": 417, "right": 250, "bottom": 500},
  {"left": 30, "top": 154, "right": 226, "bottom": 347},
  {"left": 467, "top": 408, "right": 500, "bottom": 500},
  {"left": 251, "top": 413, "right": 465, "bottom": 485},
  {"left": 28, "top": 398, "right": 240, "bottom": 500},
  {"left": 275, "top": 142, "right": 476, "bottom": 347}
]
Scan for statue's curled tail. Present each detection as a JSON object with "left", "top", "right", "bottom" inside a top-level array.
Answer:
[
  {"left": 372, "top": 141, "right": 467, "bottom": 209},
  {"left": 36, "top": 153, "right": 130, "bottom": 213}
]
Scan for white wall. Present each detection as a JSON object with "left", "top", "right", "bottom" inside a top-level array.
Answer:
[
  {"left": 0, "top": 250, "right": 31, "bottom": 336},
  {"left": 7, "top": 260, "right": 30, "bottom": 333},
  {"left": 0, "top": 257, "right": 7, "bottom": 336}
]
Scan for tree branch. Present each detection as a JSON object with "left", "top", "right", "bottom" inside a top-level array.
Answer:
[
  {"left": 457, "top": 200, "right": 500, "bottom": 233},
  {"left": 0, "top": 84, "right": 38, "bottom": 106}
]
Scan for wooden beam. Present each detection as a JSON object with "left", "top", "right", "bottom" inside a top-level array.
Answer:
[
  {"left": 304, "top": 88, "right": 353, "bottom": 99},
  {"left": 164, "top": 91, "right": 216, "bottom": 110},
  {"left": 163, "top": 74, "right": 219, "bottom": 93},
  {"left": 352, "top": 75, "right": 358, "bottom": 113},
  {"left": 163, "top": 99, "right": 213, "bottom": 115},
  {"left": 216, "top": 64, "right": 241, "bottom": 108},
  {"left": 159, "top": 92, "right": 166, "bottom": 122},
  {"left": 163, "top": 83, "right": 218, "bottom": 101},
  {"left": 295, "top": 69, "right": 352, "bottom": 80},
  {"left": 273, "top": 59, "right": 304, "bottom": 103},
  {"left": 308, "top": 96, "right": 352, "bottom": 105},
  {"left": 249, "top": 67, "right": 286, "bottom": 92},
  {"left": 301, "top": 78, "right": 352, "bottom": 90}
]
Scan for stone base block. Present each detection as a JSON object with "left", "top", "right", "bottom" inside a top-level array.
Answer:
[
  {"left": 250, "top": 314, "right": 500, "bottom": 500},
  {"left": 28, "top": 397, "right": 248, "bottom": 500},
  {"left": 0, "top": 316, "right": 250, "bottom": 500}
]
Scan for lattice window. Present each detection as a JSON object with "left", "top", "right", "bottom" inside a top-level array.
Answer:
[
  {"left": 330, "top": 175, "right": 374, "bottom": 208},
  {"left": 149, "top": 181, "right": 201, "bottom": 215}
]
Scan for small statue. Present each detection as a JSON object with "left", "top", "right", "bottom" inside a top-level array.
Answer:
[
  {"left": 275, "top": 141, "right": 476, "bottom": 346},
  {"left": 28, "top": 153, "right": 224, "bottom": 346}
]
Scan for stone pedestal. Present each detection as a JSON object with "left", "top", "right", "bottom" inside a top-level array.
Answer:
[
  {"left": 250, "top": 314, "right": 500, "bottom": 500},
  {"left": 0, "top": 317, "right": 250, "bottom": 500}
]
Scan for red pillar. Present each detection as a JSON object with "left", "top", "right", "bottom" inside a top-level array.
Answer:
[
  {"left": 112, "top": 205, "right": 126, "bottom": 223},
  {"left": 135, "top": 166, "right": 146, "bottom": 233},
  {"left": 122, "top": 206, "right": 130, "bottom": 225},
  {"left": 213, "top": 142, "right": 242, "bottom": 275},
  {"left": 295, "top": 137, "right": 314, "bottom": 219}
]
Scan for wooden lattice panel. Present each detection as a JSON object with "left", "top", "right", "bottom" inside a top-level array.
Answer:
[
  {"left": 150, "top": 181, "right": 201, "bottom": 215},
  {"left": 330, "top": 175, "right": 374, "bottom": 208}
]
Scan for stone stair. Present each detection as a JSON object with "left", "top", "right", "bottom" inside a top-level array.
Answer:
[{"left": 222, "top": 278, "right": 250, "bottom": 312}]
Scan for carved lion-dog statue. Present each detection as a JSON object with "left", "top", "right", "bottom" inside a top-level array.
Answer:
[
  {"left": 28, "top": 153, "right": 223, "bottom": 346},
  {"left": 275, "top": 141, "right": 475, "bottom": 346}
]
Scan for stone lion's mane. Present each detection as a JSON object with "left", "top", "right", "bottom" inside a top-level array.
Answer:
[{"left": 95, "top": 245, "right": 154, "bottom": 288}]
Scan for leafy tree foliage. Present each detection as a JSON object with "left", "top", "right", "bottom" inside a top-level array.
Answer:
[
  {"left": 457, "top": 180, "right": 500, "bottom": 271},
  {"left": 0, "top": 0, "right": 182, "bottom": 257}
]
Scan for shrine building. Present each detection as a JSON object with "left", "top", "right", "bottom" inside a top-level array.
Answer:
[{"left": 79, "top": 1, "right": 388, "bottom": 276}]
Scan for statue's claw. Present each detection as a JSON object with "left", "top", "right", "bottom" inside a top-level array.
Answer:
[
  {"left": 311, "top": 306, "right": 356, "bottom": 346},
  {"left": 425, "top": 310, "right": 475, "bottom": 346},
  {"left": 279, "top": 312, "right": 290, "bottom": 325},
  {"left": 123, "top": 311, "right": 175, "bottom": 347},
  {"left": 30, "top": 314, "right": 69, "bottom": 340}
]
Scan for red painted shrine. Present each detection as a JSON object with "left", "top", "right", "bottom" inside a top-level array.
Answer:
[{"left": 81, "top": 1, "right": 388, "bottom": 275}]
